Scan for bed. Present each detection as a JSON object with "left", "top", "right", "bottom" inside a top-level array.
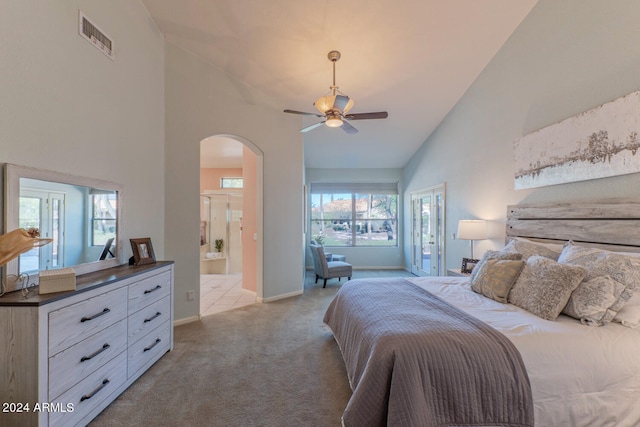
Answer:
[{"left": 324, "top": 199, "right": 640, "bottom": 427}]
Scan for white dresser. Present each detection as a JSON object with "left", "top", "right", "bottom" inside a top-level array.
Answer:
[{"left": 0, "top": 262, "right": 174, "bottom": 427}]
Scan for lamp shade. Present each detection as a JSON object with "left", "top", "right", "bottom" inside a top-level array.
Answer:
[{"left": 457, "top": 220, "right": 487, "bottom": 240}]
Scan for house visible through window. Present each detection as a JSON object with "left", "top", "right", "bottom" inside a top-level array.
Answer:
[
  {"left": 92, "top": 191, "right": 117, "bottom": 246},
  {"left": 310, "top": 183, "right": 398, "bottom": 247},
  {"left": 221, "top": 177, "right": 243, "bottom": 189}
]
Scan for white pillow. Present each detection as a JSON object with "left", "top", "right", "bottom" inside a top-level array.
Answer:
[
  {"left": 502, "top": 238, "right": 562, "bottom": 261},
  {"left": 512, "top": 237, "right": 565, "bottom": 254}
]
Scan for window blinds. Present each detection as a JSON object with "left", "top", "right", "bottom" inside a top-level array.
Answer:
[{"left": 309, "top": 182, "right": 398, "bottom": 195}]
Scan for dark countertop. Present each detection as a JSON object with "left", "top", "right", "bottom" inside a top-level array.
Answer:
[{"left": 0, "top": 261, "right": 174, "bottom": 307}]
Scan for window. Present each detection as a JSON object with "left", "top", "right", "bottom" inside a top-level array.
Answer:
[
  {"left": 91, "top": 192, "right": 117, "bottom": 246},
  {"left": 221, "top": 177, "right": 243, "bottom": 189},
  {"left": 310, "top": 183, "right": 398, "bottom": 247}
]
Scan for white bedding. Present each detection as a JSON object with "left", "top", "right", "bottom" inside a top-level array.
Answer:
[{"left": 406, "top": 276, "right": 640, "bottom": 427}]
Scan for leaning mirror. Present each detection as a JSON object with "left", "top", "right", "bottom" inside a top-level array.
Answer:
[{"left": 3, "top": 164, "right": 123, "bottom": 293}]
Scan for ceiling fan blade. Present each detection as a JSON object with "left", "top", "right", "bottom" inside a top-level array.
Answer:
[
  {"left": 333, "top": 95, "right": 351, "bottom": 112},
  {"left": 300, "top": 121, "right": 326, "bottom": 133},
  {"left": 340, "top": 121, "right": 358, "bottom": 134},
  {"left": 345, "top": 111, "right": 388, "bottom": 120},
  {"left": 284, "top": 109, "right": 324, "bottom": 117}
]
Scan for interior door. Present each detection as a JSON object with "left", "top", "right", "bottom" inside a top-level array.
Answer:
[
  {"left": 411, "top": 185, "right": 445, "bottom": 276},
  {"left": 19, "top": 190, "right": 65, "bottom": 273}
]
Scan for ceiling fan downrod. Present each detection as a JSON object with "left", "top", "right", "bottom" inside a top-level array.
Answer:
[{"left": 328, "top": 50, "right": 341, "bottom": 95}]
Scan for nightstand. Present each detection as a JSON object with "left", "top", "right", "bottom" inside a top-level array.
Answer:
[{"left": 447, "top": 268, "right": 470, "bottom": 277}]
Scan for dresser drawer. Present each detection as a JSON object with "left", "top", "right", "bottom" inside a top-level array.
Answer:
[
  {"left": 128, "top": 270, "right": 171, "bottom": 313},
  {"left": 49, "top": 287, "right": 128, "bottom": 356},
  {"left": 128, "top": 295, "right": 171, "bottom": 342},
  {"left": 49, "top": 318, "right": 127, "bottom": 400},
  {"left": 128, "top": 321, "right": 171, "bottom": 378},
  {"left": 49, "top": 350, "right": 127, "bottom": 427}
]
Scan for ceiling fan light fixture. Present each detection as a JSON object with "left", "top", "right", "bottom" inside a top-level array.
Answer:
[
  {"left": 314, "top": 95, "right": 355, "bottom": 115},
  {"left": 325, "top": 116, "right": 343, "bottom": 127},
  {"left": 314, "top": 95, "right": 334, "bottom": 114},
  {"left": 283, "top": 50, "right": 387, "bottom": 134},
  {"left": 343, "top": 97, "right": 354, "bottom": 114}
]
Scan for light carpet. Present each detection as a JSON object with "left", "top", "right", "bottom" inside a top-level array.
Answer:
[{"left": 89, "top": 269, "right": 413, "bottom": 427}]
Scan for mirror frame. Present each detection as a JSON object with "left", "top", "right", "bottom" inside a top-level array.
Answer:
[{"left": 3, "top": 163, "right": 124, "bottom": 292}]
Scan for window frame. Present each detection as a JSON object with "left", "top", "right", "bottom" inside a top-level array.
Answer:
[
  {"left": 309, "top": 183, "right": 399, "bottom": 248},
  {"left": 220, "top": 177, "right": 243, "bottom": 189},
  {"left": 91, "top": 192, "right": 117, "bottom": 247}
]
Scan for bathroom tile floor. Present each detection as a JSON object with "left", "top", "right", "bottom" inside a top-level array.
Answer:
[{"left": 200, "top": 274, "right": 256, "bottom": 317}]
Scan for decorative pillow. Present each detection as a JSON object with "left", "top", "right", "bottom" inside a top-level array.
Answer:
[
  {"left": 615, "top": 293, "right": 640, "bottom": 328},
  {"left": 512, "top": 237, "right": 566, "bottom": 254},
  {"left": 558, "top": 243, "right": 640, "bottom": 326},
  {"left": 502, "top": 238, "right": 561, "bottom": 261},
  {"left": 610, "top": 252, "right": 640, "bottom": 327},
  {"left": 563, "top": 276, "right": 626, "bottom": 326},
  {"left": 508, "top": 256, "right": 587, "bottom": 321},
  {"left": 471, "top": 258, "right": 525, "bottom": 303},
  {"left": 470, "top": 250, "right": 523, "bottom": 283}
]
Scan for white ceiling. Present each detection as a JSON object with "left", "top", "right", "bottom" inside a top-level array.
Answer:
[{"left": 142, "top": 0, "right": 538, "bottom": 169}]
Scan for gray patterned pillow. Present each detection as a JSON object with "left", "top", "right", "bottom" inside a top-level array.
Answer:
[
  {"left": 471, "top": 259, "right": 525, "bottom": 303},
  {"left": 470, "top": 250, "right": 523, "bottom": 283},
  {"left": 502, "top": 238, "right": 561, "bottom": 261},
  {"left": 509, "top": 256, "right": 587, "bottom": 321},
  {"left": 558, "top": 243, "right": 640, "bottom": 325},
  {"left": 563, "top": 276, "right": 626, "bottom": 326}
]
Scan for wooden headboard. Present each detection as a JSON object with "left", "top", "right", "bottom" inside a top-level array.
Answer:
[{"left": 506, "top": 198, "right": 640, "bottom": 253}]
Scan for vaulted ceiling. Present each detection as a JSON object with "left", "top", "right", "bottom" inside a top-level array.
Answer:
[{"left": 142, "top": 0, "right": 538, "bottom": 169}]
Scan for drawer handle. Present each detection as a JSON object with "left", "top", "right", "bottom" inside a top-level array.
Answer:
[
  {"left": 80, "top": 343, "right": 111, "bottom": 362},
  {"left": 80, "top": 379, "right": 110, "bottom": 402},
  {"left": 144, "top": 285, "right": 162, "bottom": 294},
  {"left": 144, "top": 312, "right": 162, "bottom": 323},
  {"left": 81, "top": 308, "right": 110, "bottom": 323},
  {"left": 143, "top": 338, "right": 161, "bottom": 352}
]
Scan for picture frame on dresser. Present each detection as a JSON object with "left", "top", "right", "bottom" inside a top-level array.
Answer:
[
  {"left": 130, "top": 238, "right": 156, "bottom": 265},
  {"left": 461, "top": 257, "right": 479, "bottom": 274}
]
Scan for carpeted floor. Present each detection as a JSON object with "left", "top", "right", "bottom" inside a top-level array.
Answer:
[{"left": 89, "top": 269, "right": 413, "bottom": 427}]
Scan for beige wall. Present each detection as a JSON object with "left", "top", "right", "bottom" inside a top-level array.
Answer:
[
  {"left": 403, "top": 0, "right": 640, "bottom": 270},
  {"left": 0, "top": 1, "right": 165, "bottom": 259},
  {"left": 165, "top": 42, "right": 303, "bottom": 321}
]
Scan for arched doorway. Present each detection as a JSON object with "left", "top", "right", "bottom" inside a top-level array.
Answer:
[{"left": 199, "top": 135, "right": 264, "bottom": 316}]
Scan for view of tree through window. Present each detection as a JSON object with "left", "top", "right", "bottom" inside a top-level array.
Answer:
[{"left": 310, "top": 193, "right": 397, "bottom": 247}]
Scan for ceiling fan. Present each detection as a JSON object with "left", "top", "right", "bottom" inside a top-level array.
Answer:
[{"left": 284, "top": 50, "right": 388, "bottom": 134}]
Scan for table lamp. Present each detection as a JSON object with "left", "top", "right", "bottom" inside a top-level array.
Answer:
[{"left": 457, "top": 220, "right": 487, "bottom": 259}]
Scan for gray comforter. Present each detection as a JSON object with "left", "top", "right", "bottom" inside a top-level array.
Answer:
[{"left": 323, "top": 278, "right": 533, "bottom": 427}]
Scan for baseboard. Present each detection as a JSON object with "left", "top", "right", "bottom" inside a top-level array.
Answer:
[
  {"left": 241, "top": 288, "right": 257, "bottom": 297},
  {"left": 305, "top": 266, "right": 409, "bottom": 271},
  {"left": 174, "top": 315, "right": 200, "bottom": 326},
  {"left": 258, "top": 289, "right": 303, "bottom": 303}
]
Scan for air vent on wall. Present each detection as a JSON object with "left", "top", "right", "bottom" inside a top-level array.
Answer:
[{"left": 78, "top": 11, "right": 114, "bottom": 60}]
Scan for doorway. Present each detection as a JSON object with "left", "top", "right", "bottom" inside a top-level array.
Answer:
[
  {"left": 200, "top": 193, "right": 242, "bottom": 275},
  {"left": 411, "top": 184, "right": 446, "bottom": 276},
  {"left": 199, "top": 135, "right": 261, "bottom": 316}
]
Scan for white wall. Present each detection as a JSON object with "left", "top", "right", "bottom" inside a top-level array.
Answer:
[
  {"left": 164, "top": 43, "right": 304, "bottom": 321},
  {"left": 403, "top": 0, "right": 640, "bottom": 270},
  {"left": 0, "top": 2, "right": 165, "bottom": 257},
  {"left": 305, "top": 168, "right": 405, "bottom": 269}
]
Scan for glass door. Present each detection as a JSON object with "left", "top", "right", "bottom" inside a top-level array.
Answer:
[
  {"left": 411, "top": 185, "right": 445, "bottom": 276},
  {"left": 19, "top": 189, "right": 65, "bottom": 272}
]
